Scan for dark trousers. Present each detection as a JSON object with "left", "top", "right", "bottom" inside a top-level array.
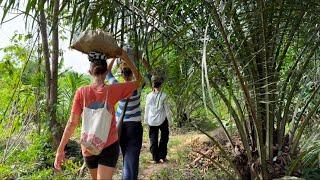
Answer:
[
  {"left": 149, "top": 119, "right": 169, "bottom": 162},
  {"left": 120, "top": 121, "right": 143, "bottom": 180}
]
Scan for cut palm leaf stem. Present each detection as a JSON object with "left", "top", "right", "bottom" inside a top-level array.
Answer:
[
  {"left": 193, "top": 123, "right": 240, "bottom": 178},
  {"left": 201, "top": 46, "right": 212, "bottom": 128},
  {"left": 194, "top": 150, "right": 236, "bottom": 179}
]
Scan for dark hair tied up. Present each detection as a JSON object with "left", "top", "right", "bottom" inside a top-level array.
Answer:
[{"left": 88, "top": 51, "right": 108, "bottom": 76}]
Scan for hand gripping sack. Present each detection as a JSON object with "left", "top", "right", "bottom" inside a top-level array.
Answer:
[
  {"left": 70, "top": 29, "right": 122, "bottom": 58},
  {"left": 81, "top": 92, "right": 112, "bottom": 155}
]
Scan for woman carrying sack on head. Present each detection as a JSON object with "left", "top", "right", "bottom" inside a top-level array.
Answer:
[{"left": 54, "top": 50, "right": 142, "bottom": 180}]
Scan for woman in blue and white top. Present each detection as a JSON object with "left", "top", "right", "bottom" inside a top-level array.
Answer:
[{"left": 107, "top": 56, "right": 144, "bottom": 180}]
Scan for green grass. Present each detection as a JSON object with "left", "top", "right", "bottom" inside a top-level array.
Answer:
[{"left": 0, "top": 123, "right": 225, "bottom": 179}]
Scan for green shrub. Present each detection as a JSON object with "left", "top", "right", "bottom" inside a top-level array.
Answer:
[{"left": 301, "top": 168, "right": 320, "bottom": 180}]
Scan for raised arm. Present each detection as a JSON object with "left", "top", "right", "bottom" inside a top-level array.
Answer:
[
  {"left": 106, "top": 58, "right": 119, "bottom": 84},
  {"left": 119, "top": 49, "right": 143, "bottom": 86},
  {"left": 107, "top": 58, "right": 116, "bottom": 73}
]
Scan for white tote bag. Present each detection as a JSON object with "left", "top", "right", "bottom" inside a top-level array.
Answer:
[{"left": 80, "top": 92, "right": 112, "bottom": 155}]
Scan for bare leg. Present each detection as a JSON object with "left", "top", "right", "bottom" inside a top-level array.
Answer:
[
  {"left": 88, "top": 168, "right": 98, "bottom": 180},
  {"left": 97, "top": 164, "right": 115, "bottom": 180}
]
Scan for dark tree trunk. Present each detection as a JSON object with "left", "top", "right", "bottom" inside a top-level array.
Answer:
[
  {"left": 50, "top": 0, "right": 62, "bottom": 148},
  {"left": 39, "top": 8, "right": 51, "bottom": 115},
  {"left": 38, "top": 0, "right": 62, "bottom": 148},
  {"left": 35, "top": 33, "right": 42, "bottom": 135}
]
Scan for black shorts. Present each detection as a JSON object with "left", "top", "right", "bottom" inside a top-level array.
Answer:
[{"left": 84, "top": 141, "right": 120, "bottom": 169}]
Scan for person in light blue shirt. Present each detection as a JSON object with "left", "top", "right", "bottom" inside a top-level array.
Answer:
[{"left": 107, "top": 55, "right": 145, "bottom": 180}]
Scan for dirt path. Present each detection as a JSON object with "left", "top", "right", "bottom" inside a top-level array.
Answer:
[
  {"left": 81, "top": 131, "right": 209, "bottom": 179},
  {"left": 138, "top": 132, "right": 208, "bottom": 179},
  {"left": 139, "top": 161, "right": 168, "bottom": 179}
]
